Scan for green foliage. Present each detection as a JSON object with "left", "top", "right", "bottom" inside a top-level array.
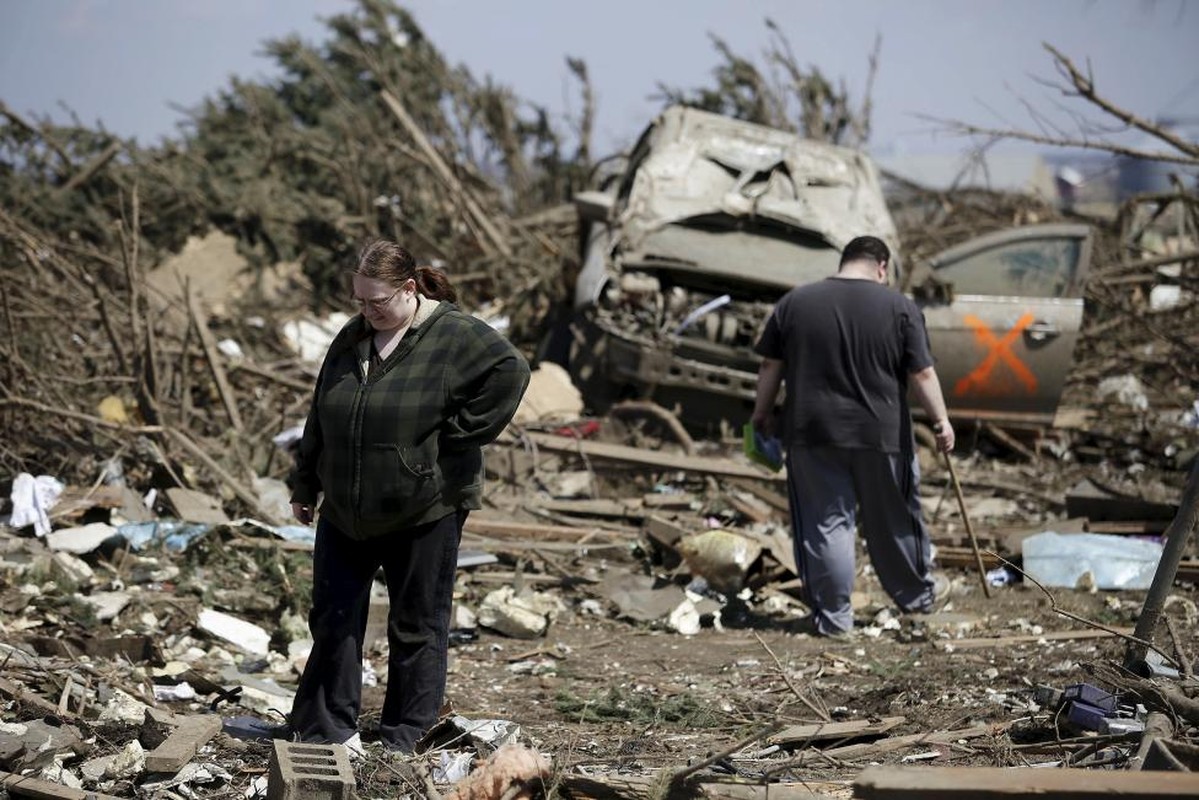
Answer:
[
  {"left": 162, "top": 0, "right": 595, "bottom": 308},
  {"left": 2, "top": 0, "right": 596, "bottom": 312},
  {"left": 655, "top": 19, "right": 877, "bottom": 146}
]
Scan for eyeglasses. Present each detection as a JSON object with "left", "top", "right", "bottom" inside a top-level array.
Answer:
[{"left": 351, "top": 287, "right": 400, "bottom": 312}]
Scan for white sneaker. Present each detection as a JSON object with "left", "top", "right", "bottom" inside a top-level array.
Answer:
[{"left": 341, "top": 733, "right": 366, "bottom": 760}]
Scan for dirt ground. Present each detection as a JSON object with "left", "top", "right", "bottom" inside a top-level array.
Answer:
[
  {"left": 3, "top": 429, "right": 1194, "bottom": 799},
  {"left": 345, "top": 467, "right": 1197, "bottom": 797}
]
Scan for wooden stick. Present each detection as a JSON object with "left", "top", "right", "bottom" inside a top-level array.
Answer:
[
  {"left": 945, "top": 454, "right": 991, "bottom": 598},
  {"left": 185, "top": 283, "right": 244, "bottom": 433},
  {"left": 379, "top": 89, "right": 512, "bottom": 258},
  {"left": 165, "top": 428, "right": 282, "bottom": 525},
  {"left": 60, "top": 140, "right": 121, "bottom": 192}
]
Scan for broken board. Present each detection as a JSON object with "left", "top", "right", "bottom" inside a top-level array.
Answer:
[
  {"left": 163, "top": 488, "right": 229, "bottom": 525},
  {"left": 768, "top": 715, "right": 905, "bottom": 748}
]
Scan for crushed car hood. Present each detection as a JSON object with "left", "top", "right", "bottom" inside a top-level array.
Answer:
[{"left": 617, "top": 108, "right": 898, "bottom": 273}]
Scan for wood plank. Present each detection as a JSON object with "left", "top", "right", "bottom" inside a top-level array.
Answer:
[
  {"left": 644, "top": 515, "right": 691, "bottom": 547},
  {"left": 524, "top": 432, "right": 784, "bottom": 481},
  {"left": 531, "top": 499, "right": 644, "bottom": 519},
  {"left": 464, "top": 517, "right": 638, "bottom": 540},
  {"left": 820, "top": 724, "right": 1000, "bottom": 762},
  {"left": 935, "top": 547, "right": 1003, "bottom": 569},
  {"left": 561, "top": 773, "right": 841, "bottom": 799},
  {"left": 854, "top": 765, "right": 1199, "bottom": 798},
  {"left": 144, "top": 714, "right": 224, "bottom": 773},
  {"left": 727, "top": 478, "right": 791, "bottom": 512},
  {"left": 0, "top": 676, "right": 67, "bottom": 719},
  {"left": 946, "top": 627, "right": 1135, "bottom": 650},
  {"left": 1065, "top": 477, "right": 1177, "bottom": 522},
  {"left": 726, "top": 492, "right": 775, "bottom": 523},
  {"left": 1, "top": 770, "right": 128, "bottom": 800},
  {"left": 164, "top": 487, "right": 229, "bottom": 525},
  {"left": 768, "top": 716, "right": 905, "bottom": 746},
  {"left": 1088, "top": 520, "right": 1170, "bottom": 535},
  {"left": 642, "top": 492, "right": 698, "bottom": 509}
]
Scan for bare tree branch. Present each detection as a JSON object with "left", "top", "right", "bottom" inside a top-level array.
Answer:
[
  {"left": 1043, "top": 43, "right": 1199, "bottom": 158},
  {"left": 919, "top": 114, "right": 1199, "bottom": 166}
]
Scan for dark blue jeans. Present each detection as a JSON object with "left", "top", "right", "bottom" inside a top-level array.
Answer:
[{"left": 290, "top": 511, "right": 464, "bottom": 752}]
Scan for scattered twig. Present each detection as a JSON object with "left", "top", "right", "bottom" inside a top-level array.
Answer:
[{"left": 753, "top": 632, "right": 831, "bottom": 722}]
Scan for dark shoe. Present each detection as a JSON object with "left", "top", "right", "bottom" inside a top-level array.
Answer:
[{"left": 221, "top": 716, "right": 292, "bottom": 742}]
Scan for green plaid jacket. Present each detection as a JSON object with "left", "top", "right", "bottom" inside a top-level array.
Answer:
[{"left": 288, "top": 300, "right": 530, "bottom": 539}]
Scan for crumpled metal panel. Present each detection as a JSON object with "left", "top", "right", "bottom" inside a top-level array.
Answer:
[{"left": 617, "top": 106, "right": 897, "bottom": 255}]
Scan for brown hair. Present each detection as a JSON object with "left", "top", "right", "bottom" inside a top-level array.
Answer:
[{"left": 354, "top": 238, "right": 457, "bottom": 303}]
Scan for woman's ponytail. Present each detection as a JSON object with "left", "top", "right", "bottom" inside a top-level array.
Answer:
[{"left": 415, "top": 265, "right": 457, "bottom": 303}]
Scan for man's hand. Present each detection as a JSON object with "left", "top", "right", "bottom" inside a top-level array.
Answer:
[
  {"left": 753, "top": 358, "right": 784, "bottom": 439},
  {"left": 934, "top": 419, "right": 955, "bottom": 454},
  {"left": 291, "top": 502, "right": 314, "bottom": 525},
  {"left": 751, "top": 409, "right": 775, "bottom": 437}
]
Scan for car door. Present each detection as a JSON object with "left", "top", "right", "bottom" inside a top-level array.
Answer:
[{"left": 913, "top": 224, "right": 1094, "bottom": 425}]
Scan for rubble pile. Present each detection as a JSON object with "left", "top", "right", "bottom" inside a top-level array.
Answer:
[
  {"left": 2, "top": 1, "right": 1198, "bottom": 797},
  {"left": 0, "top": 430, "right": 1197, "bottom": 797}
]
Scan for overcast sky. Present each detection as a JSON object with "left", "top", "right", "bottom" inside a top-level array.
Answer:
[{"left": 1, "top": 0, "right": 1196, "bottom": 156}]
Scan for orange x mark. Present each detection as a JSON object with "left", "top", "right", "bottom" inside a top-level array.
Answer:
[{"left": 953, "top": 313, "right": 1038, "bottom": 398}]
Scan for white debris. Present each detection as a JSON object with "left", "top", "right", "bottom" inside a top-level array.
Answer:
[
  {"left": 1148, "top": 284, "right": 1183, "bottom": 311},
  {"left": 83, "top": 591, "right": 131, "bottom": 622},
  {"left": 106, "top": 740, "right": 145, "bottom": 779},
  {"left": 46, "top": 522, "right": 118, "bottom": 554},
  {"left": 153, "top": 682, "right": 197, "bottom": 702},
  {"left": 668, "top": 598, "right": 701, "bottom": 636},
  {"left": 1023, "top": 532, "right": 1163, "bottom": 590},
  {"left": 449, "top": 715, "right": 521, "bottom": 748},
  {"left": 1096, "top": 374, "right": 1149, "bottom": 412},
  {"left": 451, "top": 602, "right": 478, "bottom": 630},
  {"left": 271, "top": 424, "right": 306, "bottom": 450},
  {"left": 38, "top": 760, "right": 83, "bottom": 789},
  {"left": 216, "top": 338, "right": 245, "bottom": 359},
  {"left": 435, "top": 749, "right": 474, "bottom": 783},
  {"left": 281, "top": 313, "right": 351, "bottom": 365},
  {"left": 8, "top": 472, "right": 64, "bottom": 536},
  {"left": 477, "top": 587, "right": 566, "bottom": 639},
  {"left": 198, "top": 608, "right": 272, "bottom": 655},
  {"left": 98, "top": 689, "right": 154, "bottom": 725}
]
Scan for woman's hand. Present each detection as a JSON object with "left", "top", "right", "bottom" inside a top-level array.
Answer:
[{"left": 291, "top": 502, "right": 314, "bottom": 525}]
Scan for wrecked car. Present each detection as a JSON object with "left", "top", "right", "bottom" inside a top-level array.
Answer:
[{"left": 558, "top": 105, "right": 1092, "bottom": 433}]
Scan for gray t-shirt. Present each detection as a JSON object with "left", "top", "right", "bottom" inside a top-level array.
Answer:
[{"left": 754, "top": 277, "right": 934, "bottom": 453}]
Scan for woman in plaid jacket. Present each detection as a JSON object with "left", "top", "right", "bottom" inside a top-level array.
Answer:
[{"left": 287, "top": 238, "right": 530, "bottom": 753}]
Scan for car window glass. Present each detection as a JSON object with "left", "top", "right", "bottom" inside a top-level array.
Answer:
[{"left": 934, "top": 237, "right": 1080, "bottom": 298}]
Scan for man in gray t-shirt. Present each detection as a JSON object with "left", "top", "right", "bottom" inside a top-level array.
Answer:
[{"left": 752, "top": 235, "right": 955, "bottom": 636}]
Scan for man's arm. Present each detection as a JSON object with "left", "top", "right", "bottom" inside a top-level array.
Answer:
[
  {"left": 752, "top": 358, "right": 784, "bottom": 436},
  {"left": 910, "top": 365, "right": 955, "bottom": 453}
]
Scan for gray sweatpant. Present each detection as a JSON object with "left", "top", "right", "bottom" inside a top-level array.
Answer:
[{"left": 785, "top": 445, "right": 936, "bottom": 634}]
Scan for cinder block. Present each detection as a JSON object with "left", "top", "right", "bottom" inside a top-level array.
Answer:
[{"left": 268, "top": 740, "right": 355, "bottom": 800}]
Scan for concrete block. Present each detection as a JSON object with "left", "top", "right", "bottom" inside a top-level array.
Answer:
[{"left": 268, "top": 740, "right": 354, "bottom": 800}]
